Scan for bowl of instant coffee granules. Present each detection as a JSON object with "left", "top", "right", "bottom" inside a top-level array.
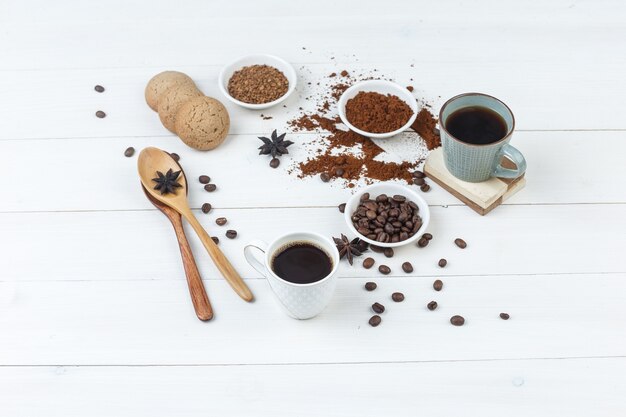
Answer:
[
  {"left": 344, "top": 183, "right": 430, "bottom": 248},
  {"left": 219, "top": 54, "right": 297, "bottom": 110},
  {"left": 338, "top": 80, "right": 418, "bottom": 139}
]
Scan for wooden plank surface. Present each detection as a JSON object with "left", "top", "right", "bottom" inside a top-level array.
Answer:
[{"left": 1, "top": 0, "right": 626, "bottom": 415}]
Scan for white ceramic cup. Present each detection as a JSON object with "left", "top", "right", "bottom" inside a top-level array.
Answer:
[{"left": 244, "top": 232, "right": 340, "bottom": 320}]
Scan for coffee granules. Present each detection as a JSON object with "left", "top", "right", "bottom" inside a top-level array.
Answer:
[
  {"left": 228, "top": 65, "right": 288, "bottom": 104},
  {"left": 411, "top": 108, "right": 441, "bottom": 150},
  {"left": 345, "top": 91, "right": 413, "bottom": 133}
]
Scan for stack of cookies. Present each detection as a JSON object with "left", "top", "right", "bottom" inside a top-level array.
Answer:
[{"left": 145, "top": 71, "right": 230, "bottom": 151}]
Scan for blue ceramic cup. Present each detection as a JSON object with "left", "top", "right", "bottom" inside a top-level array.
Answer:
[{"left": 439, "top": 93, "right": 526, "bottom": 183}]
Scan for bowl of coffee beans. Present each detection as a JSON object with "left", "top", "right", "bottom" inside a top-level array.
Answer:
[
  {"left": 337, "top": 80, "right": 418, "bottom": 139},
  {"left": 344, "top": 183, "right": 430, "bottom": 248},
  {"left": 219, "top": 54, "right": 297, "bottom": 110}
]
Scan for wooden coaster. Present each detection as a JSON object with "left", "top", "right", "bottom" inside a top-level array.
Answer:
[{"left": 424, "top": 148, "right": 526, "bottom": 215}]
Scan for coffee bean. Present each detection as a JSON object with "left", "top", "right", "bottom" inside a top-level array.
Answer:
[
  {"left": 433, "top": 279, "right": 443, "bottom": 291},
  {"left": 363, "top": 257, "right": 375, "bottom": 269},
  {"left": 412, "top": 171, "right": 425, "bottom": 178},
  {"left": 413, "top": 177, "right": 425, "bottom": 186},
  {"left": 320, "top": 172, "right": 330, "bottom": 182},
  {"left": 500, "top": 312, "right": 510, "bottom": 320},
  {"left": 199, "top": 175, "right": 211, "bottom": 184},
  {"left": 450, "top": 315, "right": 465, "bottom": 326},
  {"left": 123, "top": 147, "right": 135, "bottom": 157},
  {"left": 335, "top": 168, "right": 344, "bottom": 177},
  {"left": 95, "top": 110, "right": 106, "bottom": 118},
  {"left": 365, "top": 281, "right": 377, "bottom": 291},
  {"left": 427, "top": 301, "right": 438, "bottom": 310},
  {"left": 383, "top": 248, "right": 394, "bottom": 258},
  {"left": 423, "top": 233, "right": 433, "bottom": 240},
  {"left": 438, "top": 258, "right": 447, "bottom": 268},
  {"left": 215, "top": 217, "right": 227, "bottom": 226},
  {"left": 94, "top": 85, "right": 105, "bottom": 93},
  {"left": 360, "top": 192, "right": 370, "bottom": 202},
  {"left": 454, "top": 238, "right": 467, "bottom": 249},
  {"left": 392, "top": 195, "right": 406, "bottom": 203},
  {"left": 372, "top": 302, "right": 385, "bottom": 314},
  {"left": 417, "top": 237, "right": 429, "bottom": 248},
  {"left": 370, "top": 245, "right": 384, "bottom": 253},
  {"left": 211, "top": 236, "right": 219, "bottom": 244},
  {"left": 391, "top": 292, "right": 404, "bottom": 302},
  {"left": 170, "top": 153, "right": 180, "bottom": 162},
  {"left": 402, "top": 262, "right": 413, "bottom": 273},
  {"left": 420, "top": 184, "right": 431, "bottom": 192},
  {"left": 201, "top": 203, "right": 212, "bottom": 214},
  {"left": 338, "top": 203, "right": 346, "bottom": 213},
  {"left": 225, "top": 230, "right": 237, "bottom": 239},
  {"left": 270, "top": 158, "right": 280, "bottom": 168},
  {"left": 369, "top": 315, "right": 382, "bottom": 327},
  {"left": 204, "top": 184, "right": 217, "bottom": 192},
  {"left": 378, "top": 265, "right": 391, "bottom": 275}
]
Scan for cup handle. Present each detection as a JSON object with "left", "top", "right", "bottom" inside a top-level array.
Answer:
[
  {"left": 492, "top": 143, "right": 527, "bottom": 179},
  {"left": 244, "top": 240, "right": 269, "bottom": 277}
]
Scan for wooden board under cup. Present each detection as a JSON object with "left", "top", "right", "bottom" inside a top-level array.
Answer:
[{"left": 424, "top": 147, "right": 526, "bottom": 215}]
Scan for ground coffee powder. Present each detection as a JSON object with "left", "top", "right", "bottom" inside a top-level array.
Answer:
[
  {"left": 345, "top": 91, "right": 413, "bottom": 133},
  {"left": 228, "top": 65, "right": 288, "bottom": 104}
]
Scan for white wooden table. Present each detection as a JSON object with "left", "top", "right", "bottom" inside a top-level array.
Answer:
[{"left": 1, "top": 1, "right": 625, "bottom": 415}]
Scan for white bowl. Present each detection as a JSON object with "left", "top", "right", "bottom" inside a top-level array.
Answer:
[
  {"left": 344, "top": 183, "right": 430, "bottom": 248},
  {"left": 337, "top": 80, "right": 418, "bottom": 139},
  {"left": 218, "top": 54, "right": 297, "bottom": 110}
]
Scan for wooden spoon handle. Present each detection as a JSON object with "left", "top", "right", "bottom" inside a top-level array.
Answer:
[
  {"left": 183, "top": 210, "right": 254, "bottom": 302},
  {"left": 170, "top": 215, "right": 213, "bottom": 320}
]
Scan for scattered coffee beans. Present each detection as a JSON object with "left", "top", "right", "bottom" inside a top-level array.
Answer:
[
  {"left": 450, "top": 315, "right": 465, "bottom": 326},
  {"left": 95, "top": 110, "right": 106, "bottom": 118},
  {"left": 413, "top": 177, "right": 425, "bottom": 186},
  {"left": 369, "top": 315, "right": 382, "bottom": 327},
  {"left": 378, "top": 265, "right": 391, "bottom": 275},
  {"left": 211, "top": 236, "right": 219, "bottom": 244},
  {"left": 216, "top": 217, "right": 227, "bottom": 226},
  {"left": 427, "top": 301, "right": 438, "bottom": 310},
  {"left": 94, "top": 85, "right": 105, "bottom": 93},
  {"left": 363, "top": 257, "right": 375, "bottom": 269},
  {"left": 225, "top": 230, "right": 237, "bottom": 239},
  {"left": 417, "top": 237, "right": 429, "bottom": 248},
  {"left": 433, "top": 279, "right": 443, "bottom": 291},
  {"left": 423, "top": 233, "right": 433, "bottom": 240},
  {"left": 500, "top": 312, "right": 510, "bottom": 320},
  {"left": 124, "top": 147, "right": 135, "bottom": 157},
  {"left": 454, "top": 238, "right": 467, "bottom": 249},
  {"left": 201, "top": 203, "right": 212, "bottom": 214},
  {"left": 199, "top": 175, "right": 211, "bottom": 184},
  {"left": 364, "top": 282, "right": 377, "bottom": 291},
  {"left": 383, "top": 248, "right": 394, "bottom": 258},
  {"left": 438, "top": 258, "right": 447, "bottom": 268},
  {"left": 370, "top": 245, "right": 384, "bottom": 253},
  {"left": 320, "top": 172, "right": 330, "bottom": 182},
  {"left": 420, "top": 184, "right": 431, "bottom": 192},
  {"left": 412, "top": 171, "right": 425, "bottom": 179},
  {"left": 391, "top": 292, "right": 404, "bottom": 302},
  {"left": 204, "top": 184, "right": 217, "bottom": 192},
  {"left": 335, "top": 168, "right": 345, "bottom": 177},
  {"left": 170, "top": 153, "right": 180, "bottom": 162},
  {"left": 350, "top": 192, "right": 422, "bottom": 244},
  {"left": 270, "top": 158, "right": 280, "bottom": 168},
  {"left": 338, "top": 203, "right": 346, "bottom": 213},
  {"left": 372, "top": 302, "right": 385, "bottom": 314},
  {"left": 401, "top": 262, "right": 413, "bottom": 273}
]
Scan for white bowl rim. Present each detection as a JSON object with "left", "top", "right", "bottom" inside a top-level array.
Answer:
[
  {"left": 343, "top": 183, "right": 430, "bottom": 248},
  {"left": 338, "top": 79, "right": 418, "bottom": 138},
  {"left": 218, "top": 54, "right": 297, "bottom": 109}
]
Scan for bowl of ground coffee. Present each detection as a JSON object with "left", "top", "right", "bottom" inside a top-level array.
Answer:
[
  {"left": 338, "top": 80, "right": 417, "bottom": 139},
  {"left": 219, "top": 54, "right": 297, "bottom": 110},
  {"left": 344, "top": 183, "right": 430, "bottom": 248}
]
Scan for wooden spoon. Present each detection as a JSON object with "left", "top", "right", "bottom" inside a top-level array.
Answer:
[
  {"left": 138, "top": 147, "right": 253, "bottom": 302},
  {"left": 142, "top": 185, "right": 213, "bottom": 321}
]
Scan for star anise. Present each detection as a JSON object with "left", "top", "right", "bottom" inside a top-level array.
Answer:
[
  {"left": 152, "top": 168, "right": 183, "bottom": 195},
  {"left": 258, "top": 130, "right": 294, "bottom": 158},
  {"left": 333, "top": 234, "right": 368, "bottom": 265}
]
